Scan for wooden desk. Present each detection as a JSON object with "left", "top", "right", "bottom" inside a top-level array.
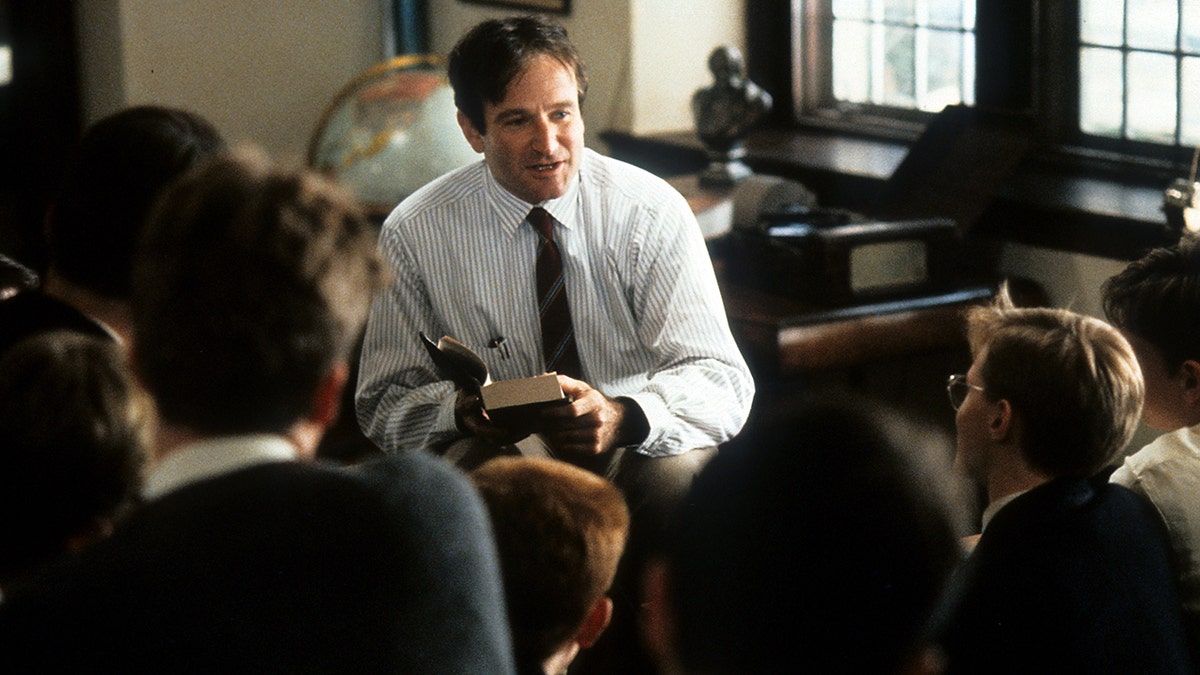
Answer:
[
  {"left": 718, "top": 282, "right": 993, "bottom": 378},
  {"left": 715, "top": 276, "right": 1001, "bottom": 439}
]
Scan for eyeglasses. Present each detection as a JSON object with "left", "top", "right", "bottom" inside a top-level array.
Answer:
[{"left": 946, "top": 373, "right": 985, "bottom": 411}]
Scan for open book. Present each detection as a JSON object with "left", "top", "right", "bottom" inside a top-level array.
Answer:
[{"left": 419, "top": 332, "right": 567, "bottom": 429}]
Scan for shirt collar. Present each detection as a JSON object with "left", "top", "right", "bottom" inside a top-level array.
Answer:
[
  {"left": 143, "top": 434, "right": 298, "bottom": 500},
  {"left": 980, "top": 489, "right": 1028, "bottom": 533},
  {"left": 482, "top": 157, "right": 583, "bottom": 237}
]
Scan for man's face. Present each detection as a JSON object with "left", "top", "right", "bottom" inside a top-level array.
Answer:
[
  {"left": 458, "top": 54, "right": 585, "bottom": 204},
  {"left": 953, "top": 356, "right": 992, "bottom": 482},
  {"left": 1123, "top": 331, "right": 1187, "bottom": 431}
]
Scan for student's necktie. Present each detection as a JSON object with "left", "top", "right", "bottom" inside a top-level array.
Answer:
[{"left": 529, "top": 207, "right": 582, "bottom": 379}]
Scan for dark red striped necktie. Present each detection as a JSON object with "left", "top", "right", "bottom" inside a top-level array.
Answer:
[{"left": 529, "top": 207, "right": 582, "bottom": 379}]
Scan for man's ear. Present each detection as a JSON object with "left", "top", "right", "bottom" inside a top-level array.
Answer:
[
  {"left": 457, "top": 110, "right": 486, "bottom": 153},
  {"left": 575, "top": 596, "right": 613, "bottom": 649}
]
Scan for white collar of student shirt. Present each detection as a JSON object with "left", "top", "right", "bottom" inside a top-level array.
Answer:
[
  {"left": 143, "top": 434, "right": 298, "bottom": 500},
  {"left": 980, "top": 489, "right": 1029, "bottom": 534}
]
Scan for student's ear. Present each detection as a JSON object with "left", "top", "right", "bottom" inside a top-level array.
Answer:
[
  {"left": 457, "top": 110, "right": 486, "bottom": 154},
  {"left": 289, "top": 363, "right": 349, "bottom": 460},
  {"left": 575, "top": 596, "right": 613, "bottom": 649},
  {"left": 988, "top": 398, "right": 1013, "bottom": 441},
  {"left": 1178, "top": 360, "right": 1200, "bottom": 407},
  {"left": 308, "top": 361, "right": 349, "bottom": 429}
]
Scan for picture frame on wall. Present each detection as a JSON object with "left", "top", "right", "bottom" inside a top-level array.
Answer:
[{"left": 459, "top": 0, "right": 569, "bottom": 14}]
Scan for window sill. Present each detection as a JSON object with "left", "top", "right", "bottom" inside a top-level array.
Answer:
[{"left": 600, "top": 127, "right": 1179, "bottom": 261}]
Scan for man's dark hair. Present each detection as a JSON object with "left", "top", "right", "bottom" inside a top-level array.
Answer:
[
  {"left": 668, "top": 396, "right": 966, "bottom": 674},
  {"left": 132, "top": 151, "right": 387, "bottom": 436},
  {"left": 448, "top": 15, "right": 588, "bottom": 134},
  {"left": 0, "top": 331, "right": 150, "bottom": 587},
  {"left": 48, "top": 105, "right": 226, "bottom": 298},
  {"left": 1103, "top": 233, "right": 1200, "bottom": 373}
]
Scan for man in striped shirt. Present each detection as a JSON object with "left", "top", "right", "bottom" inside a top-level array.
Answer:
[
  {"left": 356, "top": 15, "right": 754, "bottom": 672},
  {"left": 359, "top": 14, "right": 752, "bottom": 496}
]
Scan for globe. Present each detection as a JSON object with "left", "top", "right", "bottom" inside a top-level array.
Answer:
[{"left": 308, "top": 54, "right": 481, "bottom": 218}]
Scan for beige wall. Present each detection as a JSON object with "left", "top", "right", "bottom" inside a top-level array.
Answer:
[
  {"left": 74, "top": 1, "right": 745, "bottom": 160},
  {"left": 628, "top": 0, "right": 745, "bottom": 135},
  {"left": 76, "top": 0, "right": 387, "bottom": 163},
  {"left": 996, "top": 243, "right": 1126, "bottom": 319},
  {"left": 426, "top": 0, "right": 744, "bottom": 144},
  {"left": 426, "top": 0, "right": 630, "bottom": 146}
]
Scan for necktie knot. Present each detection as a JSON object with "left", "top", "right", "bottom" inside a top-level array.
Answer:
[{"left": 528, "top": 207, "right": 554, "bottom": 241}]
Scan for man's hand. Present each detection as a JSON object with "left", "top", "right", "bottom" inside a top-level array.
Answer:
[
  {"left": 454, "top": 389, "right": 528, "bottom": 445},
  {"left": 538, "top": 375, "right": 648, "bottom": 457}
]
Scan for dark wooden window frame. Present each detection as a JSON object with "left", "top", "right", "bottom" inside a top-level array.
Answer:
[{"left": 697, "top": 0, "right": 1191, "bottom": 260}]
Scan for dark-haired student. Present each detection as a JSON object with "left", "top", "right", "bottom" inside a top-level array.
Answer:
[
  {"left": 0, "top": 331, "right": 151, "bottom": 597},
  {"left": 1104, "top": 233, "right": 1200, "bottom": 663},
  {"left": 0, "top": 151, "right": 515, "bottom": 673},
  {"left": 0, "top": 105, "right": 226, "bottom": 354},
  {"left": 642, "top": 396, "right": 966, "bottom": 675}
]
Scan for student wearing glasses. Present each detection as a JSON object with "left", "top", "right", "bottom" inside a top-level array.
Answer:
[{"left": 937, "top": 287, "right": 1192, "bottom": 674}]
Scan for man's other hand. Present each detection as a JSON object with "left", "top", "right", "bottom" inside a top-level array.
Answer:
[{"left": 539, "top": 375, "right": 648, "bottom": 457}]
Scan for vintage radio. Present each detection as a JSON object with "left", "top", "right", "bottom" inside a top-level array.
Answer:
[
  {"left": 727, "top": 206, "right": 964, "bottom": 307},
  {"left": 718, "top": 104, "right": 1034, "bottom": 307}
]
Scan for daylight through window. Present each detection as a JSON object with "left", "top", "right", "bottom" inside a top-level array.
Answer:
[
  {"left": 1079, "top": 0, "right": 1200, "bottom": 146},
  {"left": 830, "top": 0, "right": 976, "bottom": 113}
]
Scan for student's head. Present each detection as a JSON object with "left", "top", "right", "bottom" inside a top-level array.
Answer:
[
  {"left": 958, "top": 289, "right": 1143, "bottom": 479},
  {"left": 1103, "top": 233, "right": 1200, "bottom": 430},
  {"left": 471, "top": 456, "right": 629, "bottom": 674},
  {"left": 132, "top": 150, "right": 387, "bottom": 440},
  {"left": 652, "top": 397, "right": 966, "bottom": 675},
  {"left": 448, "top": 15, "right": 587, "bottom": 204},
  {"left": 47, "top": 105, "right": 226, "bottom": 299},
  {"left": 0, "top": 331, "right": 151, "bottom": 590}
]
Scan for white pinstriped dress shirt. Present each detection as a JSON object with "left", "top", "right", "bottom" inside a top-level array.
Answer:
[{"left": 355, "top": 148, "right": 755, "bottom": 457}]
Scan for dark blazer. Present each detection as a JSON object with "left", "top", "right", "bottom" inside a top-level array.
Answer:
[
  {"left": 940, "top": 477, "right": 1192, "bottom": 675},
  {"left": 0, "top": 453, "right": 516, "bottom": 674}
]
